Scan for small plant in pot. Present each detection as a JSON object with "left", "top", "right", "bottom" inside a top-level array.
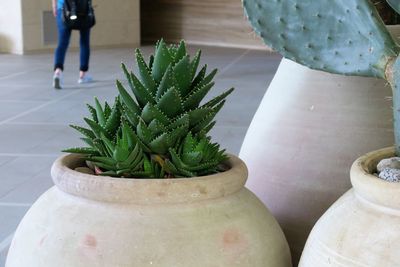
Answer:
[
  {"left": 6, "top": 40, "right": 292, "bottom": 267},
  {"left": 64, "top": 39, "right": 231, "bottom": 178},
  {"left": 243, "top": 0, "right": 400, "bottom": 266}
]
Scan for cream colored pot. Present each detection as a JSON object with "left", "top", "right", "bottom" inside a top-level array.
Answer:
[
  {"left": 240, "top": 26, "right": 400, "bottom": 265},
  {"left": 239, "top": 57, "right": 394, "bottom": 264},
  {"left": 299, "top": 147, "right": 400, "bottom": 266},
  {"left": 6, "top": 154, "right": 291, "bottom": 267}
]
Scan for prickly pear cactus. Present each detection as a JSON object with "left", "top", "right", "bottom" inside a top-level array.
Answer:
[
  {"left": 243, "top": 0, "right": 400, "bottom": 154},
  {"left": 243, "top": 0, "right": 399, "bottom": 78},
  {"left": 387, "top": 0, "right": 400, "bottom": 14}
]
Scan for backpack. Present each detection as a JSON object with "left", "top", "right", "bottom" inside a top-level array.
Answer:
[{"left": 62, "top": 0, "right": 96, "bottom": 30}]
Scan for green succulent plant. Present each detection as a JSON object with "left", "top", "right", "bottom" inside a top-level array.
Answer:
[
  {"left": 85, "top": 122, "right": 144, "bottom": 177},
  {"left": 165, "top": 133, "right": 228, "bottom": 177},
  {"left": 64, "top": 39, "right": 233, "bottom": 178},
  {"left": 64, "top": 97, "right": 122, "bottom": 157},
  {"left": 117, "top": 39, "right": 233, "bottom": 155}
]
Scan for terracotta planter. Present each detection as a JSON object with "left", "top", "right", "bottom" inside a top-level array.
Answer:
[
  {"left": 299, "top": 147, "right": 400, "bottom": 266},
  {"left": 239, "top": 34, "right": 397, "bottom": 262},
  {"left": 6, "top": 154, "right": 291, "bottom": 267}
]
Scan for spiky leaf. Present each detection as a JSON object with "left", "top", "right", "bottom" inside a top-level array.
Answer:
[
  {"left": 130, "top": 72, "right": 156, "bottom": 107},
  {"left": 190, "top": 50, "right": 202, "bottom": 80},
  {"left": 135, "top": 48, "right": 157, "bottom": 94},
  {"left": 84, "top": 118, "right": 111, "bottom": 139},
  {"left": 188, "top": 108, "right": 214, "bottom": 127},
  {"left": 116, "top": 80, "right": 140, "bottom": 115},
  {"left": 192, "top": 65, "right": 207, "bottom": 89},
  {"left": 168, "top": 114, "right": 190, "bottom": 131},
  {"left": 156, "top": 65, "right": 176, "bottom": 100},
  {"left": 70, "top": 125, "right": 95, "bottom": 139},
  {"left": 203, "top": 88, "right": 234, "bottom": 108},
  {"left": 148, "top": 119, "right": 167, "bottom": 137},
  {"left": 63, "top": 147, "right": 98, "bottom": 154},
  {"left": 86, "top": 104, "right": 98, "bottom": 122},
  {"left": 174, "top": 55, "right": 192, "bottom": 96},
  {"left": 183, "top": 82, "right": 214, "bottom": 110},
  {"left": 199, "top": 69, "right": 218, "bottom": 87},
  {"left": 157, "top": 87, "right": 183, "bottom": 118},
  {"left": 175, "top": 40, "right": 187, "bottom": 62},
  {"left": 149, "top": 133, "right": 169, "bottom": 154},
  {"left": 152, "top": 39, "right": 173, "bottom": 82},
  {"left": 141, "top": 103, "right": 170, "bottom": 125},
  {"left": 104, "top": 102, "right": 112, "bottom": 120},
  {"left": 137, "top": 120, "right": 154, "bottom": 144}
]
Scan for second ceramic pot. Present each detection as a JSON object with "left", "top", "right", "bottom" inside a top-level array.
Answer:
[
  {"left": 299, "top": 147, "right": 400, "bottom": 266},
  {"left": 239, "top": 56, "right": 394, "bottom": 264}
]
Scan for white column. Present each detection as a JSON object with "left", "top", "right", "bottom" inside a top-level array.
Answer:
[{"left": 0, "top": 0, "right": 24, "bottom": 54}]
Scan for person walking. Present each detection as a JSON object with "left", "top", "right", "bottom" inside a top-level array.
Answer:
[{"left": 52, "top": 0, "right": 94, "bottom": 89}]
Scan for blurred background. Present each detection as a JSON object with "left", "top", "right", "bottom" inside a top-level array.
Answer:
[{"left": 0, "top": 0, "right": 398, "bottom": 266}]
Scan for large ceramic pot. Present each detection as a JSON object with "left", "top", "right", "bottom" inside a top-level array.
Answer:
[
  {"left": 6, "top": 154, "right": 292, "bottom": 267},
  {"left": 299, "top": 147, "right": 400, "bottom": 266},
  {"left": 239, "top": 26, "right": 400, "bottom": 262}
]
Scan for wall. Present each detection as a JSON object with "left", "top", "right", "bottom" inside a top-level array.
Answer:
[
  {"left": 141, "top": 0, "right": 266, "bottom": 49},
  {"left": 0, "top": 0, "right": 23, "bottom": 54},
  {"left": 90, "top": 0, "right": 140, "bottom": 48},
  {"left": 22, "top": 0, "right": 141, "bottom": 53},
  {"left": 0, "top": 0, "right": 140, "bottom": 54}
]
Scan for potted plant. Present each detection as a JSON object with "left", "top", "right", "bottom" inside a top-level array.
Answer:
[
  {"left": 6, "top": 40, "right": 292, "bottom": 267},
  {"left": 243, "top": 0, "right": 400, "bottom": 265},
  {"left": 240, "top": 1, "right": 400, "bottom": 264}
]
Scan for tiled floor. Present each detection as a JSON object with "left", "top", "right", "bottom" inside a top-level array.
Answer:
[{"left": 0, "top": 45, "right": 281, "bottom": 265}]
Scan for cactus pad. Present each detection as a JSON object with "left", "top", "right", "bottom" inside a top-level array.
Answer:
[
  {"left": 243, "top": 0, "right": 399, "bottom": 78},
  {"left": 387, "top": 57, "right": 400, "bottom": 153},
  {"left": 387, "top": 0, "right": 400, "bottom": 15}
]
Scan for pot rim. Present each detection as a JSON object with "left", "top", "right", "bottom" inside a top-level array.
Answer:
[
  {"left": 350, "top": 146, "right": 400, "bottom": 209},
  {"left": 51, "top": 153, "right": 248, "bottom": 204}
]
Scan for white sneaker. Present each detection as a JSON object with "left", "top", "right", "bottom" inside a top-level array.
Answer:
[
  {"left": 53, "top": 73, "right": 62, "bottom": 89},
  {"left": 78, "top": 75, "right": 93, "bottom": 84}
]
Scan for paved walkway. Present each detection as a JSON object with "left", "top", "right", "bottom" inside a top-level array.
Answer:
[{"left": 0, "top": 45, "right": 281, "bottom": 265}]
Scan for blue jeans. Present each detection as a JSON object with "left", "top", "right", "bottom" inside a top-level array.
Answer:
[{"left": 54, "top": 9, "right": 91, "bottom": 71}]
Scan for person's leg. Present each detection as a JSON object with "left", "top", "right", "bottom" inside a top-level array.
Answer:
[
  {"left": 78, "top": 28, "right": 91, "bottom": 82},
  {"left": 54, "top": 10, "right": 72, "bottom": 72},
  {"left": 53, "top": 9, "right": 72, "bottom": 88}
]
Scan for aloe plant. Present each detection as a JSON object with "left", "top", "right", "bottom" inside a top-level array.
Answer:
[
  {"left": 165, "top": 133, "right": 228, "bottom": 177},
  {"left": 243, "top": 0, "right": 400, "bottom": 155},
  {"left": 65, "top": 39, "right": 233, "bottom": 178},
  {"left": 64, "top": 97, "right": 121, "bottom": 157}
]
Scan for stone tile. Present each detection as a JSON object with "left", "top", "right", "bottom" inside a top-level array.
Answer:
[
  {"left": 0, "top": 167, "right": 53, "bottom": 204},
  {"left": 0, "top": 206, "right": 29, "bottom": 243},
  {"left": 0, "top": 246, "right": 8, "bottom": 267},
  {"left": 0, "top": 156, "right": 15, "bottom": 167},
  {"left": 0, "top": 83, "right": 74, "bottom": 102},
  {"left": 61, "top": 84, "right": 120, "bottom": 103},
  {"left": 0, "top": 124, "right": 80, "bottom": 154},
  {"left": 218, "top": 54, "right": 281, "bottom": 83},
  {"left": 0, "top": 101, "right": 43, "bottom": 122},
  {"left": 10, "top": 98, "right": 96, "bottom": 125},
  {"left": 185, "top": 45, "right": 250, "bottom": 71},
  {"left": 0, "top": 156, "right": 54, "bottom": 198},
  {"left": 1, "top": 70, "right": 54, "bottom": 88}
]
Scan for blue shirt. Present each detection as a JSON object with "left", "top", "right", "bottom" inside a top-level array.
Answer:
[{"left": 57, "top": 0, "right": 64, "bottom": 9}]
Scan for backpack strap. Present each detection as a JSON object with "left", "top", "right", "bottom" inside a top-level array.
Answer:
[{"left": 87, "top": 0, "right": 94, "bottom": 16}]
